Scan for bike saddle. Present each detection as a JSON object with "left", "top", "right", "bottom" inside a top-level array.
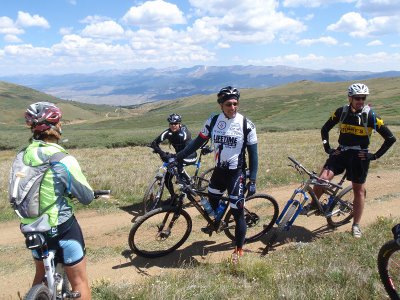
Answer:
[{"left": 21, "top": 214, "right": 51, "bottom": 234}]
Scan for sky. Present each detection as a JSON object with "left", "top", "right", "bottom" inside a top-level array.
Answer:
[{"left": 0, "top": 0, "right": 399, "bottom": 75}]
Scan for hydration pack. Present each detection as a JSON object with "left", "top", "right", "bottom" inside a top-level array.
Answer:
[
  {"left": 338, "top": 104, "right": 376, "bottom": 140},
  {"left": 9, "top": 150, "right": 68, "bottom": 219}
]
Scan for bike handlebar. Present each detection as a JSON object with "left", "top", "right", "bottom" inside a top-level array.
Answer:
[
  {"left": 94, "top": 190, "right": 111, "bottom": 197},
  {"left": 288, "top": 156, "right": 343, "bottom": 189}
]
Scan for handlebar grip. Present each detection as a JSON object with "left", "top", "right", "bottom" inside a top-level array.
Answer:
[{"left": 94, "top": 190, "right": 111, "bottom": 197}]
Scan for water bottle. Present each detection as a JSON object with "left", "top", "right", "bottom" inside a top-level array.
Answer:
[
  {"left": 215, "top": 201, "right": 227, "bottom": 222},
  {"left": 200, "top": 196, "right": 215, "bottom": 218}
]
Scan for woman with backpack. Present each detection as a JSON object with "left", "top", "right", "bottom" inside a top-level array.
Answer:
[{"left": 9, "top": 102, "right": 95, "bottom": 299}]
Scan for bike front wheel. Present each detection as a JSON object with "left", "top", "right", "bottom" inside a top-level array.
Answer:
[
  {"left": 224, "top": 194, "right": 279, "bottom": 243},
  {"left": 128, "top": 207, "right": 192, "bottom": 258},
  {"left": 24, "top": 284, "right": 51, "bottom": 300},
  {"left": 194, "top": 167, "right": 214, "bottom": 192},
  {"left": 326, "top": 185, "right": 354, "bottom": 227},
  {"left": 143, "top": 176, "right": 165, "bottom": 213},
  {"left": 378, "top": 239, "right": 400, "bottom": 300}
]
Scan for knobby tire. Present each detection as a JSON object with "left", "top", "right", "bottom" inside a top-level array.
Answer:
[
  {"left": 223, "top": 193, "right": 279, "bottom": 243},
  {"left": 326, "top": 185, "right": 354, "bottom": 227},
  {"left": 24, "top": 284, "right": 51, "bottom": 300},
  {"left": 378, "top": 239, "right": 400, "bottom": 300},
  {"left": 143, "top": 176, "right": 165, "bottom": 213},
  {"left": 129, "top": 207, "right": 192, "bottom": 258}
]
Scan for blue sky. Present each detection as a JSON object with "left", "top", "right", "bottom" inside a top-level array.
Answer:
[{"left": 0, "top": 0, "right": 399, "bottom": 75}]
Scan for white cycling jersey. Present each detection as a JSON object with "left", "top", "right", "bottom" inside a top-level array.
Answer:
[{"left": 199, "top": 112, "right": 257, "bottom": 169}]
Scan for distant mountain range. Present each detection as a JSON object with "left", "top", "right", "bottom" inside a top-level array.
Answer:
[{"left": 1, "top": 65, "right": 399, "bottom": 106}]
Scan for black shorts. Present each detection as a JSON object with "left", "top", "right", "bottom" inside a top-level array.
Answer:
[
  {"left": 324, "top": 149, "right": 370, "bottom": 184},
  {"left": 32, "top": 216, "right": 86, "bottom": 266}
]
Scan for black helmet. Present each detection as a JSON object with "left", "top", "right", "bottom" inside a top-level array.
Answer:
[
  {"left": 217, "top": 86, "right": 240, "bottom": 104},
  {"left": 167, "top": 113, "right": 182, "bottom": 123}
]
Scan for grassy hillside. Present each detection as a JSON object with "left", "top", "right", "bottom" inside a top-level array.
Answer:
[{"left": 1, "top": 77, "right": 399, "bottom": 149}]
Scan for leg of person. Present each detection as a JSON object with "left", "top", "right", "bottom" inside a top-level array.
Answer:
[
  {"left": 60, "top": 217, "right": 91, "bottom": 299},
  {"left": 351, "top": 183, "right": 366, "bottom": 238},
  {"left": 348, "top": 150, "right": 370, "bottom": 238},
  {"left": 32, "top": 259, "right": 45, "bottom": 285},
  {"left": 65, "top": 258, "right": 91, "bottom": 300},
  {"left": 164, "top": 171, "right": 176, "bottom": 199},
  {"left": 227, "top": 169, "right": 246, "bottom": 263}
]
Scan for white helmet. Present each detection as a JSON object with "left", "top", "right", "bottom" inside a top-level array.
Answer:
[{"left": 348, "top": 83, "right": 369, "bottom": 96}]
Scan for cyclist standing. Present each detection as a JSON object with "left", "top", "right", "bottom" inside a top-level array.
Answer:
[
  {"left": 150, "top": 113, "right": 197, "bottom": 200},
  {"left": 303, "top": 83, "right": 396, "bottom": 238},
  {"left": 9, "top": 102, "right": 95, "bottom": 299},
  {"left": 172, "top": 86, "right": 258, "bottom": 263}
]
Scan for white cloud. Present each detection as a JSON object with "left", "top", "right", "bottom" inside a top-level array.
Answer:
[
  {"left": 4, "top": 44, "right": 52, "bottom": 57},
  {"left": 217, "top": 42, "right": 230, "bottom": 49},
  {"left": 80, "top": 15, "right": 112, "bottom": 24},
  {"left": 81, "top": 21, "right": 124, "bottom": 38},
  {"left": 356, "top": 0, "right": 400, "bottom": 16},
  {"left": 16, "top": 11, "right": 50, "bottom": 28},
  {"left": 122, "top": 0, "right": 186, "bottom": 28},
  {"left": 367, "top": 39, "right": 383, "bottom": 46},
  {"left": 59, "top": 27, "right": 73, "bottom": 35},
  {"left": 283, "top": 0, "right": 356, "bottom": 8},
  {"left": 250, "top": 51, "right": 400, "bottom": 71},
  {"left": 0, "top": 16, "right": 24, "bottom": 35},
  {"left": 189, "top": 0, "right": 306, "bottom": 44},
  {"left": 297, "top": 36, "right": 338, "bottom": 46},
  {"left": 4, "top": 34, "right": 22, "bottom": 43},
  {"left": 328, "top": 12, "right": 400, "bottom": 37}
]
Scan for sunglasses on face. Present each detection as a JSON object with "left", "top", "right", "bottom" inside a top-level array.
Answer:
[
  {"left": 224, "top": 101, "right": 238, "bottom": 107},
  {"left": 169, "top": 122, "right": 179, "bottom": 125},
  {"left": 352, "top": 96, "right": 366, "bottom": 101}
]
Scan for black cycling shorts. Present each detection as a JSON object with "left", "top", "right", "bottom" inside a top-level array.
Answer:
[
  {"left": 32, "top": 216, "right": 86, "bottom": 266},
  {"left": 324, "top": 149, "right": 370, "bottom": 184}
]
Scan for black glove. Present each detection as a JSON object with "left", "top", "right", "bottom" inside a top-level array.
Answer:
[
  {"left": 246, "top": 181, "right": 256, "bottom": 197},
  {"left": 159, "top": 151, "right": 170, "bottom": 162},
  {"left": 166, "top": 154, "right": 178, "bottom": 167},
  {"left": 366, "top": 153, "right": 377, "bottom": 161},
  {"left": 200, "top": 146, "right": 213, "bottom": 155}
]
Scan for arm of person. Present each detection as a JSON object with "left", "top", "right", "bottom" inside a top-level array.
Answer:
[
  {"left": 56, "top": 156, "right": 95, "bottom": 205},
  {"left": 176, "top": 135, "right": 208, "bottom": 161},
  {"left": 247, "top": 143, "right": 258, "bottom": 182},
  {"left": 321, "top": 108, "right": 341, "bottom": 154},
  {"left": 370, "top": 117, "right": 396, "bottom": 159}
]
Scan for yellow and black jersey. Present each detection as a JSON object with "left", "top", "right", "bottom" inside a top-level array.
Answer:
[{"left": 321, "top": 105, "right": 396, "bottom": 158}]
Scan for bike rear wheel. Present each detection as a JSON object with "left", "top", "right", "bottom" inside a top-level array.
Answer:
[
  {"left": 223, "top": 194, "right": 279, "bottom": 243},
  {"left": 24, "top": 284, "right": 51, "bottom": 300},
  {"left": 378, "top": 239, "right": 400, "bottom": 300},
  {"left": 143, "top": 176, "right": 165, "bottom": 213},
  {"left": 129, "top": 207, "right": 192, "bottom": 258},
  {"left": 326, "top": 185, "right": 354, "bottom": 227}
]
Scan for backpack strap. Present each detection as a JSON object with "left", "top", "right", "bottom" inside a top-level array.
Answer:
[
  {"left": 338, "top": 105, "right": 349, "bottom": 133},
  {"left": 208, "top": 114, "right": 219, "bottom": 138},
  {"left": 48, "top": 152, "right": 71, "bottom": 194}
]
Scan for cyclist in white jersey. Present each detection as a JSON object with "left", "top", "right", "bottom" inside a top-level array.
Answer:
[{"left": 173, "top": 86, "right": 258, "bottom": 263}]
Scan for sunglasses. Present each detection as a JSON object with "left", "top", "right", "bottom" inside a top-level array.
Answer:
[
  {"left": 169, "top": 122, "right": 179, "bottom": 125},
  {"left": 352, "top": 96, "right": 366, "bottom": 101},
  {"left": 224, "top": 102, "right": 238, "bottom": 107}
]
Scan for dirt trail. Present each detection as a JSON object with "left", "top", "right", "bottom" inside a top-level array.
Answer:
[{"left": 1, "top": 170, "right": 400, "bottom": 299}]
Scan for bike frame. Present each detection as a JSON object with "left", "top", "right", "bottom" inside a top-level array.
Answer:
[{"left": 276, "top": 157, "right": 346, "bottom": 231}]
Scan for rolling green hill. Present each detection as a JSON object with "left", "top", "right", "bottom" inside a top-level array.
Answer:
[{"left": 1, "top": 77, "right": 399, "bottom": 150}]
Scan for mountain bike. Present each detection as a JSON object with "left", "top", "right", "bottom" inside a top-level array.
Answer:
[
  {"left": 22, "top": 190, "right": 111, "bottom": 300},
  {"left": 265, "top": 156, "right": 354, "bottom": 251},
  {"left": 142, "top": 144, "right": 214, "bottom": 213},
  {"left": 378, "top": 223, "right": 400, "bottom": 300},
  {"left": 129, "top": 166, "right": 279, "bottom": 258}
]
